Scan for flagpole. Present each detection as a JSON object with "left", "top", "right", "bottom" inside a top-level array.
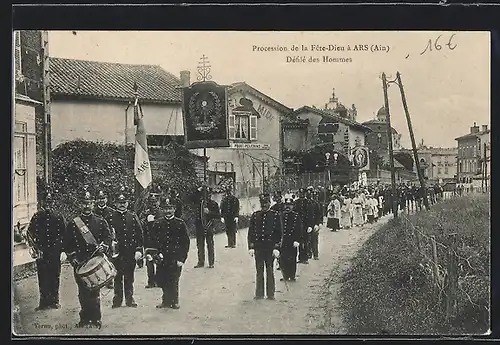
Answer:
[{"left": 133, "top": 84, "right": 141, "bottom": 210}]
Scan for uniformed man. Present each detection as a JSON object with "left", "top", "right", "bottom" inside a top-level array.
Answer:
[
  {"left": 270, "top": 190, "right": 284, "bottom": 270},
  {"left": 149, "top": 197, "right": 190, "bottom": 309},
  {"left": 27, "top": 192, "right": 66, "bottom": 310},
  {"left": 307, "top": 187, "right": 322, "bottom": 260},
  {"left": 63, "top": 190, "right": 113, "bottom": 329},
  {"left": 270, "top": 190, "right": 285, "bottom": 215},
  {"left": 109, "top": 194, "right": 144, "bottom": 308},
  {"left": 93, "top": 190, "right": 116, "bottom": 289},
  {"left": 248, "top": 193, "right": 283, "bottom": 300},
  {"left": 220, "top": 185, "right": 240, "bottom": 248},
  {"left": 167, "top": 187, "right": 183, "bottom": 219},
  {"left": 279, "top": 194, "right": 302, "bottom": 282},
  {"left": 194, "top": 186, "right": 220, "bottom": 268},
  {"left": 293, "top": 188, "right": 314, "bottom": 264},
  {"left": 141, "top": 193, "right": 162, "bottom": 288}
]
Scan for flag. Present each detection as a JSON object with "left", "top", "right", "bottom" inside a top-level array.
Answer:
[{"left": 134, "top": 94, "right": 152, "bottom": 190}]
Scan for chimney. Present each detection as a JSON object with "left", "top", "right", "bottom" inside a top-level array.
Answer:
[
  {"left": 482, "top": 124, "right": 488, "bottom": 132},
  {"left": 180, "top": 70, "right": 190, "bottom": 87},
  {"left": 470, "top": 122, "right": 480, "bottom": 134}
]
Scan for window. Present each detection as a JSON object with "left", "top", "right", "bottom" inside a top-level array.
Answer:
[
  {"left": 14, "top": 122, "right": 28, "bottom": 203},
  {"left": 444, "top": 166, "right": 449, "bottom": 174},
  {"left": 229, "top": 114, "right": 257, "bottom": 141},
  {"left": 437, "top": 167, "right": 441, "bottom": 175}
]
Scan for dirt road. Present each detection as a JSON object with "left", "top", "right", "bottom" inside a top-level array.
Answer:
[{"left": 13, "top": 216, "right": 388, "bottom": 336}]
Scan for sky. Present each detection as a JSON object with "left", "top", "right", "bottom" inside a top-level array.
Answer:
[{"left": 48, "top": 31, "right": 490, "bottom": 148}]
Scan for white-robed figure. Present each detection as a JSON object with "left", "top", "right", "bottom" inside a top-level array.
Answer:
[
  {"left": 352, "top": 191, "right": 364, "bottom": 227},
  {"left": 340, "top": 194, "right": 352, "bottom": 229},
  {"left": 371, "top": 196, "right": 380, "bottom": 221}
]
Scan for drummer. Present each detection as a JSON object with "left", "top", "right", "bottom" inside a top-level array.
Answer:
[{"left": 63, "top": 190, "right": 113, "bottom": 329}]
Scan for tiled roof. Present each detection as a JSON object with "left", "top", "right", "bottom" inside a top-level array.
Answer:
[
  {"left": 292, "top": 106, "right": 371, "bottom": 132},
  {"left": 49, "top": 57, "right": 182, "bottom": 104}
]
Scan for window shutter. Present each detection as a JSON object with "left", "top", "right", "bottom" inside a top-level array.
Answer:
[
  {"left": 229, "top": 114, "right": 235, "bottom": 139},
  {"left": 250, "top": 115, "right": 257, "bottom": 140},
  {"left": 14, "top": 31, "right": 22, "bottom": 76}
]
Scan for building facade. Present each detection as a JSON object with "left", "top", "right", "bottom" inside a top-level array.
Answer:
[
  {"left": 197, "top": 82, "right": 292, "bottom": 197},
  {"left": 13, "top": 30, "right": 50, "bottom": 230},
  {"left": 412, "top": 141, "right": 458, "bottom": 182},
  {"left": 455, "top": 122, "right": 490, "bottom": 187},
  {"left": 49, "top": 57, "right": 184, "bottom": 149}
]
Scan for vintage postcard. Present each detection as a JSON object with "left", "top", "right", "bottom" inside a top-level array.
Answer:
[{"left": 12, "top": 30, "right": 490, "bottom": 336}]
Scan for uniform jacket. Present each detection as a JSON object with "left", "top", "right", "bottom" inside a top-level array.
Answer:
[
  {"left": 248, "top": 209, "right": 283, "bottom": 250},
  {"left": 94, "top": 205, "right": 116, "bottom": 239},
  {"left": 149, "top": 216, "right": 190, "bottom": 265},
  {"left": 195, "top": 198, "right": 220, "bottom": 231},
  {"left": 64, "top": 213, "right": 113, "bottom": 265},
  {"left": 220, "top": 194, "right": 240, "bottom": 220},
  {"left": 110, "top": 209, "right": 144, "bottom": 255},
  {"left": 141, "top": 207, "right": 163, "bottom": 245},
  {"left": 309, "top": 198, "right": 323, "bottom": 226},
  {"left": 281, "top": 210, "right": 303, "bottom": 248},
  {"left": 27, "top": 209, "right": 66, "bottom": 256},
  {"left": 293, "top": 197, "right": 315, "bottom": 229}
]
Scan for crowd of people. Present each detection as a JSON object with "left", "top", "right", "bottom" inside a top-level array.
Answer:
[{"left": 24, "top": 179, "right": 447, "bottom": 330}]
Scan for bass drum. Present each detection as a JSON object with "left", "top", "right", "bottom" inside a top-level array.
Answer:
[{"left": 76, "top": 254, "right": 117, "bottom": 291}]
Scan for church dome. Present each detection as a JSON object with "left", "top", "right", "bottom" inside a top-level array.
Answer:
[{"left": 376, "top": 106, "right": 387, "bottom": 121}]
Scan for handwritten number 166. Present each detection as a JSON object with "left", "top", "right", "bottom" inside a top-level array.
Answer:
[{"left": 420, "top": 34, "right": 457, "bottom": 55}]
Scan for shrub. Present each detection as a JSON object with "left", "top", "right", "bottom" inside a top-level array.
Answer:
[{"left": 338, "top": 194, "right": 490, "bottom": 335}]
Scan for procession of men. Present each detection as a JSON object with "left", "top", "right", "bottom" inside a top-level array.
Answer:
[{"left": 25, "top": 179, "right": 446, "bottom": 329}]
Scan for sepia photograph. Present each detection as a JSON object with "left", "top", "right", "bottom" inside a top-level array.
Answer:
[{"left": 12, "top": 30, "right": 490, "bottom": 336}]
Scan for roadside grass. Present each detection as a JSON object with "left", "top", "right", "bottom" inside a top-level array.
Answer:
[{"left": 337, "top": 194, "right": 490, "bottom": 335}]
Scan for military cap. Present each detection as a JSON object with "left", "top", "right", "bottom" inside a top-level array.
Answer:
[
  {"left": 149, "top": 192, "right": 159, "bottom": 201},
  {"left": 81, "top": 191, "right": 94, "bottom": 201},
  {"left": 259, "top": 193, "right": 271, "bottom": 203},
  {"left": 283, "top": 193, "right": 294, "bottom": 204},
  {"left": 97, "top": 190, "right": 107, "bottom": 200},
  {"left": 116, "top": 194, "right": 127, "bottom": 202},
  {"left": 161, "top": 197, "right": 175, "bottom": 207}
]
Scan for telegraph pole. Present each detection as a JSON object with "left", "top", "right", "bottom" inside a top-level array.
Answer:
[
  {"left": 483, "top": 142, "right": 487, "bottom": 193},
  {"left": 381, "top": 73, "right": 398, "bottom": 218},
  {"left": 396, "top": 72, "right": 430, "bottom": 210}
]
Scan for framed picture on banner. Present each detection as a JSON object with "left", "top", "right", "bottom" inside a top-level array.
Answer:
[{"left": 182, "top": 81, "right": 230, "bottom": 149}]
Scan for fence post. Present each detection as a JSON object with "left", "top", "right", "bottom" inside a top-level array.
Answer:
[
  {"left": 431, "top": 235, "right": 440, "bottom": 290},
  {"left": 443, "top": 233, "right": 458, "bottom": 320}
]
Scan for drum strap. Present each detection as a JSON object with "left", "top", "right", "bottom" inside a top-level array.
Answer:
[{"left": 73, "top": 217, "right": 98, "bottom": 245}]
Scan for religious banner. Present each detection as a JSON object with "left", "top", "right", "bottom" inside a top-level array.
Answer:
[
  {"left": 351, "top": 146, "right": 369, "bottom": 170},
  {"left": 182, "top": 81, "right": 229, "bottom": 149}
]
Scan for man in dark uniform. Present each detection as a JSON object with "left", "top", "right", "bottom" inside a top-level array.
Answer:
[
  {"left": 110, "top": 194, "right": 144, "bottom": 308},
  {"left": 63, "top": 190, "right": 113, "bottom": 329},
  {"left": 270, "top": 190, "right": 285, "bottom": 215},
  {"left": 293, "top": 188, "right": 314, "bottom": 264},
  {"left": 270, "top": 190, "right": 284, "bottom": 270},
  {"left": 248, "top": 193, "right": 283, "bottom": 300},
  {"left": 220, "top": 185, "right": 240, "bottom": 248},
  {"left": 93, "top": 190, "right": 116, "bottom": 289},
  {"left": 167, "top": 188, "right": 183, "bottom": 219},
  {"left": 27, "top": 192, "right": 66, "bottom": 310},
  {"left": 194, "top": 186, "right": 220, "bottom": 268},
  {"left": 141, "top": 193, "right": 162, "bottom": 288},
  {"left": 149, "top": 197, "right": 190, "bottom": 309},
  {"left": 279, "top": 194, "right": 302, "bottom": 282},
  {"left": 307, "top": 187, "right": 322, "bottom": 260}
]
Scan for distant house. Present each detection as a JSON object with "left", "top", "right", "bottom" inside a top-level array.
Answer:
[
  {"left": 455, "top": 122, "right": 490, "bottom": 189},
  {"left": 49, "top": 57, "right": 185, "bottom": 149}
]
